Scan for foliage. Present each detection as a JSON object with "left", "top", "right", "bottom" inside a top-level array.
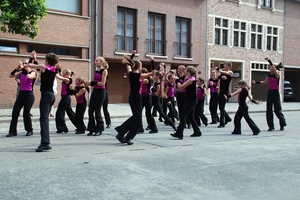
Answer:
[{"left": 0, "top": 0, "right": 47, "bottom": 39}]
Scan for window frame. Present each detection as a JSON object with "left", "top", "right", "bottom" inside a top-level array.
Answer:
[
  {"left": 147, "top": 12, "right": 166, "bottom": 55},
  {"left": 250, "top": 23, "right": 263, "bottom": 50},
  {"left": 260, "top": 0, "right": 273, "bottom": 8},
  {"left": 27, "top": 44, "right": 80, "bottom": 58},
  {"left": 45, "top": 0, "right": 82, "bottom": 15},
  {"left": 266, "top": 26, "right": 278, "bottom": 51},
  {"left": 214, "top": 17, "right": 229, "bottom": 46},
  {"left": 233, "top": 21, "right": 247, "bottom": 48},
  {"left": 174, "top": 17, "right": 192, "bottom": 58},
  {"left": 116, "top": 7, "right": 137, "bottom": 52}
]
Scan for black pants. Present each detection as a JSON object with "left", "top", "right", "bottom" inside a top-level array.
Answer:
[
  {"left": 39, "top": 91, "right": 55, "bottom": 145},
  {"left": 152, "top": 95, "right": 174, "bottom": 126},
  {"left": 55, "top": 95, "right": 77, "bottom": 132},
  {"left": 76, "top": 102, "right": 87, "bottom": 132},
  {"left": 209, "top": 92, "right": 219, "bottom": 123},
  {"left": 233, "top": 104, "right": 260, "bottom": 134},
  {"left": 176, "top": 92, "right": 190, "bottom": 126},
  {"left": 166, "top": 97, "right": 176, "bottom": 122},
  {"left": 141, "top": 94, "right": 157, "bottom": 131},
  {"left": 194, "top": 99, "right": 208, "bottom": 126},
  {"left": 266, "top": 90, "right": 286, "bottom": 129},
  {"left": 9, "top": 91, "right": 35, "bottom": 134},
  {"left": 117, "top": 94, "right": 142, "bottom": 140},
  {"left": 103, "top": 90, "right": 111, "bottom": 125},
  {"left": 175, "top": 99, "right": 201, "bottom": 138},
  {"left": 218, "top": 89, "right": 231, "bottom": 126},
  {"left": 88, "top": 89, "right": 105, "bottom": 133}
]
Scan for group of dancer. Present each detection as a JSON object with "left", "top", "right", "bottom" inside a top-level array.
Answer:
[{"left": 6, "top": 49, "right": 287, "bottom": 151}]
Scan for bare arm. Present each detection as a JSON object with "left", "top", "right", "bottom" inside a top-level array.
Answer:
[
  {"left": 29, "top": 63, "right": 46, "bottom": 72},
  {"left": 252, "top": 76, "right": 268, "bottom": 85},
  {"left": 56, "top": 74, "right": 70, "bottom": 84},
  {"left": 177, "top": 79, "right": 193, "bottom": 91}
]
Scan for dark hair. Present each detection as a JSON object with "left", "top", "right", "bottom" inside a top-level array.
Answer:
[{"left": 45, "top": 53, "right": 59, "bottom": 66}]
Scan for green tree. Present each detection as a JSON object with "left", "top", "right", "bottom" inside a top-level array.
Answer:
[{"left": 0, "top": 0, "right": 47, "bottom": 39}]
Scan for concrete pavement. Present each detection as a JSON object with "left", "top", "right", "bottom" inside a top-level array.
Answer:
[{"left": 0, "top": 102, "right": 299, "bottom": 124}]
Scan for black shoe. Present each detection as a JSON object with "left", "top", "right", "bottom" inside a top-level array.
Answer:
[
  {"left": 116, "top": 134, "right": 125, "bottom": 143},
  {"left": 94, "top": 132, "right": 102, "bottom": 136},
  {"left": 159, "top": 118, "right": 163, "bottom": 122},
  {"left": 149, "top": 130, "right": 158, "bottom": 134},
  {"left": 36, "top": 144, "right": 52, "bottom": 152},
  {"left": 210, "top": 122, "right": 217, "bottom": 124},
  {"left": 253, "top": 130, "right": 261, "bottom": 135},
  {"left": 139, "top": 128, "right": 144, "bottom": 133},
  {"left": 218, "top": 125, "right": 225, "bottom": 128},
  {"left": 6, "top": 133, "right": 17, "bottom": 137},
  {"left": 268, "top": 128, "right": 274, "bottom": 131},
  {"left": 106, "top": 124, "right": 111, "bottom": 128},
  {"left": 187, "top": 125, "right": 191, "bottom": 129},
  {"left": 225, "top": 119, "right": 232, "bottom": 125},
  {"left": 280, "top": 126, "right": 285, "bottom": 131},
  {"left": 145, "top": 126, "right": 151, "bottom": 130},
  {"left": 190, "top": 132, "right": 202, "bottom": 137},
  {"left": 231, "top": 132, "right": 241, "bottom": 135},
  {"left": 204, "top": 123, "right": 208, "bottom": 126},
  {"left": 56, "top": 129, "right": 68, "bottom": 133},
  {"left": 126, "top": 139, "right": 133, "bottom": 145},
  {"left": 75, "top": 131, "right": 85, "bottom": 134},
  {"left": 170, "top": 123, "right": 177, "bottom": 131},
  {"left": 25, "top": 131, "right": 33, "bottom": 136},
  {"left": 170, "top": 133, "right": 183, "bottom": 140},
  {"left": 87, "top": 132, "right": 93, "bottom": 136}
]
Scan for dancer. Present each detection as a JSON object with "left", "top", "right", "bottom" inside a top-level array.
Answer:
[
  {"left": 85, "top": 56, "right": 108, "bottom": 136},
  {"left": 103, "top": 88, "right": 111, "bottom": 128},
  {"left": 29, "top": 52, "right": 59, "bottom": 152},
  {"left": 194, "top": 77, "right": 208, "bottom": 126},
  {"left": 72, "top": 77, "right": 89, "bottom": 134},
  {"left": 226, "top": 80, "right": 260, "bottom": 135},
  {"left": 55, "top": 69, "right": 77, "bottom": 133},
  {"left": 207, "top": 69, "right": 219, "bottom": 124},
  {"left": 217, "top": 62, "right": 233, "bottom": 128},
  {"left": 171, "top": 66, "right": 202, "bottom": 139},
  {"left": 7, "top": 59, "right": 37, "bottom": 137},
  {"left": 252, "top": 57, "right": 286, "bottom": 131},
  {"left": 165, "top": 73, "right": 176, "bottom": 122},
  {"left": 115, "top": 52, "right": 155, "bottom": 145},
  {"left": 141, "top": 67, "right": 158, "bottom": 133}
]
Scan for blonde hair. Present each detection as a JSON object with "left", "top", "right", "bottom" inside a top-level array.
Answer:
[
  {"left": 76, "top": 76, "right": 90, "bottom": 93},
  {"left": 62, "top": 69, "right": 75, "bottom": 77},
  {"left": 97, "top": 56, "right": 109, "bottom": 69},
  {"left": 185, "top": 65, "right": 196, "bottom": 76}
]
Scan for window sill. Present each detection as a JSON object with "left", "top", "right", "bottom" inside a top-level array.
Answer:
[
  {"left": 145, "top": 54, "right": 168, "bottom": 59},
  {"left": 115, "top": 51, "right": 140, "bottom": 57},
  {"left": 173, "top": 56, "right": 193, "bottom": 61}
]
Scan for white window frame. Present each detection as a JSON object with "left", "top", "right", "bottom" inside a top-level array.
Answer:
[
  {"left": 233, "top": 21, "right": 247, "bottom": 48},
  {"left": 214, "top": 18, "right": 229, "bottom": 46},
  {"left": 250, "top": 23, "right": 263, "bottom": 50},
  {"left": 266, "top": 26, "right": 278, "bottom": 51}
]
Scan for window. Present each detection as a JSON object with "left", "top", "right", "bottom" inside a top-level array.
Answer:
[
  {"left": 266, "top": 27, "right": 278, "bottom": 51},
  {"left": 116, "top": 8, "right": 136, "bottom": 52},
  {"left": 0, "top": 43, "right": 17, "bottom": 52},
  {"left": 215, "top": 18, "right": 229, "bottom": 45},
  {"left": 27, "top": 45, "right": 80, "bottom": 57},
  {"left": 175, "top": 17, "right": 191, "bottom": 57},
  {"left": 260, "top": 0, "right": 273, "bottom": 8},
  {"left": 251, "top": 63, "right": 269, "bottom": 70},
  {"left": 233, "top": 21, "right": 246, "bottom": 47},
  {"left": 251, "top": 24, "right": 263, "bottom": 50},
  {"left": 147, "top": 13, "right": 166, "bottom": 55},
  {"left": 45, "top": 0, "right": 80, "bottom": 14}
]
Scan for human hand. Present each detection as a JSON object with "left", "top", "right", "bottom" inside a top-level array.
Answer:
[
  {"left": 132, "top": 50, "right": 137, "bottom": 54},
  {"left": 264, "top": 57, "right": 269, "bottom": 61}
]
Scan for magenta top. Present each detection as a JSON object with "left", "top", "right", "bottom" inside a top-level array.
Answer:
[
  {"left": 166, "top": 82, "right": 175, "bottom": 98},
  {"left": 19, "top": 70, "right": 35, "bottom": 91},
  {"left": 196, "top": 86, "right": 205, "bottom": 100},
  {"left": 207, "top": 78, "right": 219, "bottom": 93},
  {"left": 268, "top": 74, "right": 279, "bottom": 90},
  {"left": 141, "top": 79, "right": 149, "bottom": 94},
  {"left": 94, "top": 69, "right": 106, "bottom": 90}
]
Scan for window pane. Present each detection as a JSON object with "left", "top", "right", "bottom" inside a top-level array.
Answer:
[
  {"left": 258, "top": 25, "right": 262, "bottom": 33},
  {"left": 241, "top": 22, "right": 246, "bottom": 30},
  {"left": 148, "top": 15, "right": 154, "bottom": 27},
  {"left": 126, "top": 25, "right": 133, "bottom": 37},
  {"left": 117, "top": 24, "right": 124, "bottom": 36},
  {"left": 156, "top": 30, "right": 162, "bottom": 40},
  {"left": 241, "top": 32, "right": 245, "bottom": 47},
  {"left": 126, "top": 12, "right": 134, "bottom": 24},
  {"left": 234, "top": 21, "right": 239, "bottom": 29},
  {"left": 273, "top": 37, "right": 277, "bottom": 50},
  {"left": 118, "top": 10, "right": 124, "bottom": 22},
  {"left": 215, "top": 29, "right": 220, "bottom": 44},
  {"left": 257, "top": 35, "right": 262, "bottom": 49},
  {"left": 148, "top": 28, "right": 154, "bottom": 39},
  {"left": 156, "top": 17, "right": 162, "bottom": 28},
  {"left": 251, "top": 34, "right": 256, "bottom": 48},
  {"left": 267, "top": 36, "right": 271, "bottom": 50},
  {"left": 176, "top": 21, "right": 180, "bottom": 30},
  {"left": 267, "top": 27, "right": 272, "bottom": 34},
  {"left": 215, "top": 18, "right": 221, "bottom": 26},
  {"left": 251, "top": 24, "right": 256, "bottom": 32},
  {"left": 273, "top": 28, "right": 278, "bottom": 35},
  {"left": 222, "top": 30, "right": 228, "bottom": 45},
  {"left": 234, "top": 31, "right": 239, "bottom": 46},
  {"left": 175, "top": 32, "right": 180, "bottom": 43},
  {"left": 222, "top": 19, "right": 228, "bottom": 27},
  {"left": 45, "top": 0, "right": 79, "bottom": 13}
]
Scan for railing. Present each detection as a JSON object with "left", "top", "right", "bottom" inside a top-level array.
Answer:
[
  {"left": 115, "top": 35, "right": 138, "bottom": 52},
  {"left": 146, "top": 39, "right": 167, "bottom": 55},
  {"left": 173, "top": 42, "right": 192, "bottom": 58}
]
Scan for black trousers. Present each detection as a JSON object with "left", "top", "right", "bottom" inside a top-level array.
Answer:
[
  {"left": 209, "top": 92, "right": 219, "bottom": 123},
  {"left": 39, "top": 91, "right": 55, "bottom": 145},
  {"left": 166, "top": 97, "right": 176, "bottom": 122},
  {"left": 175, "top": 99, "right": 201, "bottom": 138},
  {"left": 266, "top": 90, "right": 287, "bottom": 129},
  {"left": 88, "top": 89, "right": 105, "bottom": 133},
  {"left": 233, "top": 104, "right": 260, "bottom": 134},
  {"left": 55, "top": 95, "right": 77, "bottom": 132},
  {"left": 218, "top": 89, "right": 231, "bottom": 126},
  {"left": 76, "top": 102, "right": 87, "bottom": 132},
  {"left": 117, "top": 94, "right": 142, "bottom": 140},
  {"left": 103, "top": 90, "right": 111, "bottom": 125},
  {"left": 151, "top": 95, "right": 174, "bottom": 126},
  {"left": 176, "top": 92, "right": 190, "bottom": 125},
  {"left": 194, "top": 99, "right": 208, "bottom": 126},
  {"left": 141, "top": 94, "right": 157, "bottom": 131},
  {"left": 9, "top": 91, "right": 35, "bottom": 134}
]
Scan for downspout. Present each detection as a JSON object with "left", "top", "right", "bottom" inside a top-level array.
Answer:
[
  {"left": 95, "top": 0, "right": 99, "bottom": 59},
  {"left": 88, "top": 0, "right": 92, "bottom": 83},
  {"left": 282, "top": 0, "right": 287, "bottom": 102},
  {"left": 205, "top": 0, "right": 209, "bottom": 105}
]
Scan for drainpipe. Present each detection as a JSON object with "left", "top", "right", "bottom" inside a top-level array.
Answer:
[
  {"left": 205, "top": 0, "right": 209, "bottom": 105},
  {"left": 281, "top": 0, "right": 287, "bottom": 102},
  {"left": 88, "top": 0, "right": 92, "bottom": 82},
  {"left": 95, "top": 0, "right": 99, "bottom": 59}
]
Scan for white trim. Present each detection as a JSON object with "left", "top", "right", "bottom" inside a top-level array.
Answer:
[
  {"left": 0, "top": 53, "right": 90, "bottom": 62},
  {"left": 173, "top": 56, "right": 193, "bottom": 61},
  {"left": 47, "top": 11, "right": 90, "bottom": 19},
  {"left": 114, "top": 51, "right": 140, "bottom": 57},
  {"left": 284, "top": 65, "right": 300, "bottom": 69},
  {"left": 145, "top": 54, "right": 168, "bottom": 59}
]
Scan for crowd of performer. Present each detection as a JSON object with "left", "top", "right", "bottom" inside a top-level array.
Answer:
[{"left": 6, "top": 50, "right": 287, "bottom": 152}]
